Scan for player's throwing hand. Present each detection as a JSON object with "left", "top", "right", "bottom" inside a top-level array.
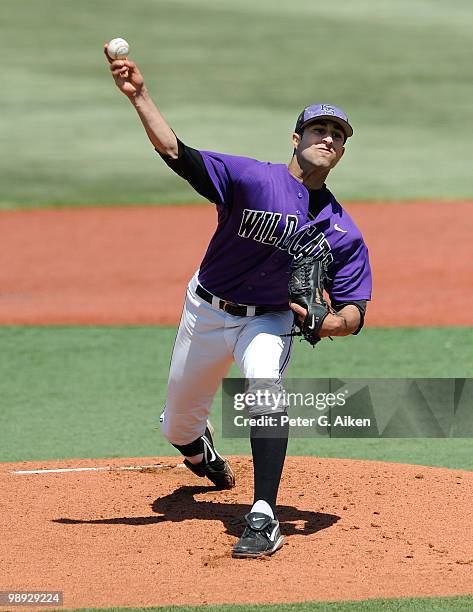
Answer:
[{"left": 104, "top": 44, "right": 145, "bottom": 99}]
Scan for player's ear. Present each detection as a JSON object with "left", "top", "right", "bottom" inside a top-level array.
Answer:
[{"left": 292, "top": 132, "right": 301, "bottom": 150}]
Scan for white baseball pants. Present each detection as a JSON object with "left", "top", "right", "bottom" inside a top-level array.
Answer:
[{"left": 160, "top": 272, "right": 294, "bottom": 445}]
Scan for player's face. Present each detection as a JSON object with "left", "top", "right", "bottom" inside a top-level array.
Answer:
[{"left": 293, "top": 120, "right": 345, "bottom": 170}]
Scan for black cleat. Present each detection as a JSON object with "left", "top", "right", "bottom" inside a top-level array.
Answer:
[
  {"left": 183, "top": 426, "right": 235, "bottom": 489},
  {"left": 232, "top": 512, "right": 284, "bottom": 558}
]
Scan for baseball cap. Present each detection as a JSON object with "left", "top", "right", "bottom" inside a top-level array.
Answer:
[{"left": 295, "top": 103, "right": 353, "bottom": 138}]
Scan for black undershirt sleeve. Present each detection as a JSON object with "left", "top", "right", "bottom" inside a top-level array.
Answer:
[
  {"left": 330, "top": 299, "right": 367, "bottom": 335},
  {"left": 157, "top": 139, "right": 220, "bottom": 203}
]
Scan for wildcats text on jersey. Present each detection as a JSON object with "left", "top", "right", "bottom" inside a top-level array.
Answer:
[{"left": 237, "top": 208, "right": 334, "bottom": 266}]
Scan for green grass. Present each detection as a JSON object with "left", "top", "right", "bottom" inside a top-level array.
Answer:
[
  {"left": 48, "top": 595, "right": 473, "bottom": 611},
  {"left": 1, "top": 326, "right": 472, "bottom": 468},
  {"left": 1, "top": 0, "right": 472, "bottom": 207}
]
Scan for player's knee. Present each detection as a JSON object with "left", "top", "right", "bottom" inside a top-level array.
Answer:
[
  {"left": 245, "top": 378, "right": 288, "bottom": 417},
  {"left": 159, "top": 408, "right": 207, "bottom": 447},
  {"left": 247, "top": 405, "right": 287, "bottom": 418},
  {"left": 160, "top": 421, "right": 195, "bottom": 447},
  {"left": 159, "top": 409, "right": 181, "bottom": 444},
  {"left": 159, "top": 412, "right": 173, "bottom": 442}
]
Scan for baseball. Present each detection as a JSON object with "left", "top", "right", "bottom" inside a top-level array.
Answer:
[{"left": 107, "top": 37, "right": 130, "bottom": 60}]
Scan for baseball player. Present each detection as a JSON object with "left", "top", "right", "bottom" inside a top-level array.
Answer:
[{"left": 105, "top": 46, "right": 372, "bottom": 558}]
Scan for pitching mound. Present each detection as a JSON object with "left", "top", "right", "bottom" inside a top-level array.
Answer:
[{"left": 1, "top": 456, "right": 472, "bottom": 609}]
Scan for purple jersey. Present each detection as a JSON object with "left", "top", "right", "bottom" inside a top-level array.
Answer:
[{"left": 195, "top": 151, "right": 372, "bottom": 308}]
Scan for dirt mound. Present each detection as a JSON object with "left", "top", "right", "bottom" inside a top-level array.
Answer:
[{"left": 1, "top": 456, "right": 472, "bottom": 609}]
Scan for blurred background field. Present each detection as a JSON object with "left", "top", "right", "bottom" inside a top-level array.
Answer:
[{"left": 1, "top": 0, "right": 472, "bottom": 207}]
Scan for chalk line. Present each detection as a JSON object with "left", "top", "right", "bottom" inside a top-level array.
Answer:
[{"left": 11, "top": 463, "right": 186, "bottom": 475}]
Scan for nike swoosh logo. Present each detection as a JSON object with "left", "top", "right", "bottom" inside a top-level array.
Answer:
[
  {"left": 334, "top": 223, "right": 347, "bottom": 233},
  {"left": 202, "top": 436, "right": 217, "bottom": 462},
  {"left": 268, "top": 525, "right": 279, "bottom": 542}
]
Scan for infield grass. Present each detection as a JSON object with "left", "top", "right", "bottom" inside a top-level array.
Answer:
[
  {"left": 50, "top": 594, "right": 473, "bottom": 611},
  {"left": 1, "top": 326, "right": 472, "bottom": 467},
  {"left": 1, "top": 0, "right": 472, "bottom": 207}
]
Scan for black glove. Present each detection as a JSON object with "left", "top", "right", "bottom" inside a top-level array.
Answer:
[{"left": 288, "top": 256, "right": 330, "bottom": 346}]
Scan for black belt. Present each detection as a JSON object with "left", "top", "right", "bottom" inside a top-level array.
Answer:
[{"left": 196, "top": 284, "right": 269, "bottom": 317}]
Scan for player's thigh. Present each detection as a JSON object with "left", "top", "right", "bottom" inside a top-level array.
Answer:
[
  {"left": 233, "top": 310, "right": 294, "bottom": 379},
  {"left": 162, "top": 295, "right": 233, "bottom": 443}
]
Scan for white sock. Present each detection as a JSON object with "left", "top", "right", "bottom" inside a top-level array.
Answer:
[
  {"left": 251, "top": 499, "right": 274, "bottom": 519},
  {"left": 185, "top": 453, "right": 204, "bottom": 465}
]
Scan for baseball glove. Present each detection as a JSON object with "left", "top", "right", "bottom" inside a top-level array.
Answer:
[{"left": 288, "top": 256, "right": 331, "bottom": 346}]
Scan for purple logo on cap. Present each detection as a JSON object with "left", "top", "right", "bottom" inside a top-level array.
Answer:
[
  {"left": 320, "top": 104, "right": 336, "bottom": 115},
  {"left": 296, "top": 103, "right": 354, "bottom": 138}
]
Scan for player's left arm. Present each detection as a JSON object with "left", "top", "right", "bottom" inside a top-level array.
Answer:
[
  {"left": 290, "top": 300, "right": 366, "bottom": 338},
  {"left": 289, "top": 222, "right": 371, "bottom": 343},
  {"left": 319, "top": 300, "right": 366, "bottom": 337},
  {"left": 322, "top": 232, "right": 372, "bottom": 337}
]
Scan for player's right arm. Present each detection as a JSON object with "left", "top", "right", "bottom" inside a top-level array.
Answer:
[{"left": 104, "top": 45, "right": 178, "bottom": 158}]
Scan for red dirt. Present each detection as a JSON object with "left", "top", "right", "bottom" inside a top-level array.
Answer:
[
  {"left": 1, "top": 456, "right": 472, "bottom": 610},
  {"left": 1, "top": 201, "right": 472, "bottom": 326}
]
